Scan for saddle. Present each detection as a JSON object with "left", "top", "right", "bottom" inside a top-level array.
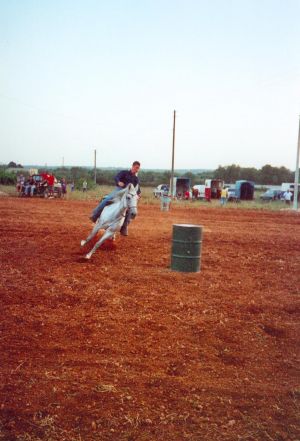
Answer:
[{"left": 97, "top": 198, "right": 124, "bottom": 219}]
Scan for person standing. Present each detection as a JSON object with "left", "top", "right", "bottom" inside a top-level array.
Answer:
[
  {"left": 16, "top": 174, "right": 24, "bottom": 194},
  {"left": 82, "top": 180, "right": 88, "bottom": 192},
  {"left": 220, "top": 187, "right": 228, "bottom": 206},
  {"left": 90, "top": 161, "right": 141, "bottom": 236},
  {"left": 47, "top": 173, "right": 55, "bottom": 197},
  {"left": 61, "top": 178, "right": 67, "bottom": 198},
  {"left": 192, "top": 187, "right": 199, "bottom": 200},
  {"left": 184, "top": 190, "right": 190, "bottom": 200},
  {"left": 283, "top": 189, "right": 292, "bottom": 205}
]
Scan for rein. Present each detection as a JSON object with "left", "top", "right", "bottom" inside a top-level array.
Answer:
[
  {"left": 117, "top": 186, "right": 138, "bottom": 217},
  {"left": 123, "top": 190, "right": 138, "bottom": 211}
]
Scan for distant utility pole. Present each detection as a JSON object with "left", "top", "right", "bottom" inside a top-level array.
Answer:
[
  {"left": 62, "top": 157, "right": 64, "bottom": 168},
  {"left": 94, "top": 149, "right": 97, "bottom": 184},
  {"left": 170, "top": 110, "right": 176, "bottom": 197},
  {"left": 293, "top": 116, "right": 300, "bottom": 211}
]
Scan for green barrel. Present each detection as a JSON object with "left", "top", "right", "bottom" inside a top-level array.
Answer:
[{"left": 171, "top": 224, "right": 203, "bottom": 272}]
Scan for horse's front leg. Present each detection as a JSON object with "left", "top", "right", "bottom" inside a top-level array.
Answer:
[
  {"left": 80, "top": 221, "right": 103, "bottom": 247},
  {"left": 85, "top": 228, "right": 115, "bottom": 259}
]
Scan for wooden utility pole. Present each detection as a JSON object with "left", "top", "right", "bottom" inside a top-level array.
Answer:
[
  {"left": 170, "top": 110, "right": 176, "bottom": 197},
  {"left": 94, "top": 149, "right": 97, "bottom": 184},
  {"left": 293, "top": 116, "right": 300, "bottom": 211}
]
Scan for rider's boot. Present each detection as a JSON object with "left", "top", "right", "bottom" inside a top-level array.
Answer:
[
  {"left": 120, "top": 223, "right": 128, "bottom": 236},
  {"left": 90, "top": 202, "right": 105, "bottom": 223},
  {"left": 89, "top": 211, "right": 101, "bottom": 223},
  {"left": 120, "top": 211, "right": 131, "bottom": 236}
]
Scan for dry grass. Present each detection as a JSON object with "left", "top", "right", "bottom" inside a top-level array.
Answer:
[{"left": 0, "top": 184, "right": 295, "bottom": 211}]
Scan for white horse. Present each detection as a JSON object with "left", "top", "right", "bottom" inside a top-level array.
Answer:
[{"left": 81, "top": 184, "right": 138, "bottom": 259}]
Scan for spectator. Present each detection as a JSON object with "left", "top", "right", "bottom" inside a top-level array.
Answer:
[
  {"left": 61, "top": 178, "right": 67, "bottom": 197},
  {"left": 82, "top": 180, "right": 88, "bottom": 192},
  {"left": 28, "top": 176, "right": 36, "bottom": 197},
  {"left": 40, "top": 173, "right": 49, "bottom": 194},
  {"left": 71, "top": 182, "right": 75, "bottom": 192},
  {"left": 23, "top": 178, "right": 31, "bottom": 197},
  {"left": 23, "top": 177, "right": 35, "bottom": 197},
  {"left": 283, "top": 189, "right": 292, "bottom": 205},
  {"left": 16, "top": 174, "right": 24, "bottom": 194},
  {"left": 220, "top": 187, "right": 228, "bottom": 206},
  {"left": 47, "top": 173, "right": 55, "bottom": 198},
  {"left": 192, "top": 187, "right": 199, "bottom": 200},
  {"left": 184, "top": 190, "right": 190, "bottom": 200}
]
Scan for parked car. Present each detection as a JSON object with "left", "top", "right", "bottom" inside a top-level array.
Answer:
[
  {"left": 260, "top": 189, "right": 282, "bottom": 201},
  {"left": 227, "top": 187, "right": 238, "bottom": 202},
  {"left": 153, "top": 184, "right": 169, "bottom": 198}
]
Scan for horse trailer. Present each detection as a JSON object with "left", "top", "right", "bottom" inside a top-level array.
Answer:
[
  {"left": 235, "top": 180, "right": 255, "bottom": 200},
  {"left": 170, "top": 177, "right": 192, "bottom": 198},
  {"left": 204, "top": 179, "right": 223, "bottom": 201}
]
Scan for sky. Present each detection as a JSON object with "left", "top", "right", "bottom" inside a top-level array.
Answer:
[{"left": 0, "top": 0, "right": 299, "bottom": 170}]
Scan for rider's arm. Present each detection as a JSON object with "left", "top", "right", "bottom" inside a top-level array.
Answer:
[{"left": 114, "top": 170, "right": 127, "bottom": 187}]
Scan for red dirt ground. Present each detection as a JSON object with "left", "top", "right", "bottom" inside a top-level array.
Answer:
[{"left": 0, "top": 197, "right": 299, "bottom": 441}]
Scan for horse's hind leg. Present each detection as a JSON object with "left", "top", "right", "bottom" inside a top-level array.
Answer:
[
  {"left": 85, "top": 229, "right": 114, "bottom": 260},
  {"left": 81, "top": 222, "right": 102, "bottom": 247}
]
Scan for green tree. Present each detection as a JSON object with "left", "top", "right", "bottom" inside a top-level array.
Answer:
[
  {"left": 0, "top": 170, "right": 17, "bottom": 184},
  {"left": 214, "top": 164, "right": 242, "bottom": 182},
  {"left": 258, "top": 164, "right": 293, "bottom": 185}
]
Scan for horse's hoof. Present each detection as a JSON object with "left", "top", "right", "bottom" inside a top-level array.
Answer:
[
  {"left": 81, "top": 240, "right": 86, "bottom": 247},
  {"left": 85, "top": 254, "right": 91, "bottom": 260}
]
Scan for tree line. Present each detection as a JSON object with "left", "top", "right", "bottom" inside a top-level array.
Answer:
[
  {"left": 0, "top": 163, "right": 295, "bottom": 187},
  {"left": 213, "top": 164, "right": 294, "bottom": 185}
]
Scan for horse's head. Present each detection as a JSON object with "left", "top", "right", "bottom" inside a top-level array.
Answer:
[{"left": 125, "top": 184, "right": 138, "bottom": 219}]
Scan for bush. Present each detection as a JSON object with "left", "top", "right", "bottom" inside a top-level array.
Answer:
[
  {"left": 76, "top": 177, "right": 97, "bottom": 191},
  {"left": 0, "top": 170, "right": 17, "bottom": 185}
]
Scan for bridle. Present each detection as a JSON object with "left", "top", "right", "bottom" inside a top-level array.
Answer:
[{"left": 126, "top": 190, "right": 138, "bottom": 211}]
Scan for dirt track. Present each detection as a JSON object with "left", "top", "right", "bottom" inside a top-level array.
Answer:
[{"left": 1, "top": 197, "right": 299, "bottom": 441}]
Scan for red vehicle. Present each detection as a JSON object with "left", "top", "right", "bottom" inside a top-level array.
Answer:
[{"left": 204, "top": 179, "right": 224, "bottom": 201}]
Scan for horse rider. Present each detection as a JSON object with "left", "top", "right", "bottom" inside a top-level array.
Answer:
[{"left": 90, "top": 161, "right": 141, "bottom": 236}]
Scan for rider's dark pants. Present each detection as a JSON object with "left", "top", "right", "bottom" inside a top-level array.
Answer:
[{"left": 122, "top": 210, "right": 132, "bottom": 229}]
